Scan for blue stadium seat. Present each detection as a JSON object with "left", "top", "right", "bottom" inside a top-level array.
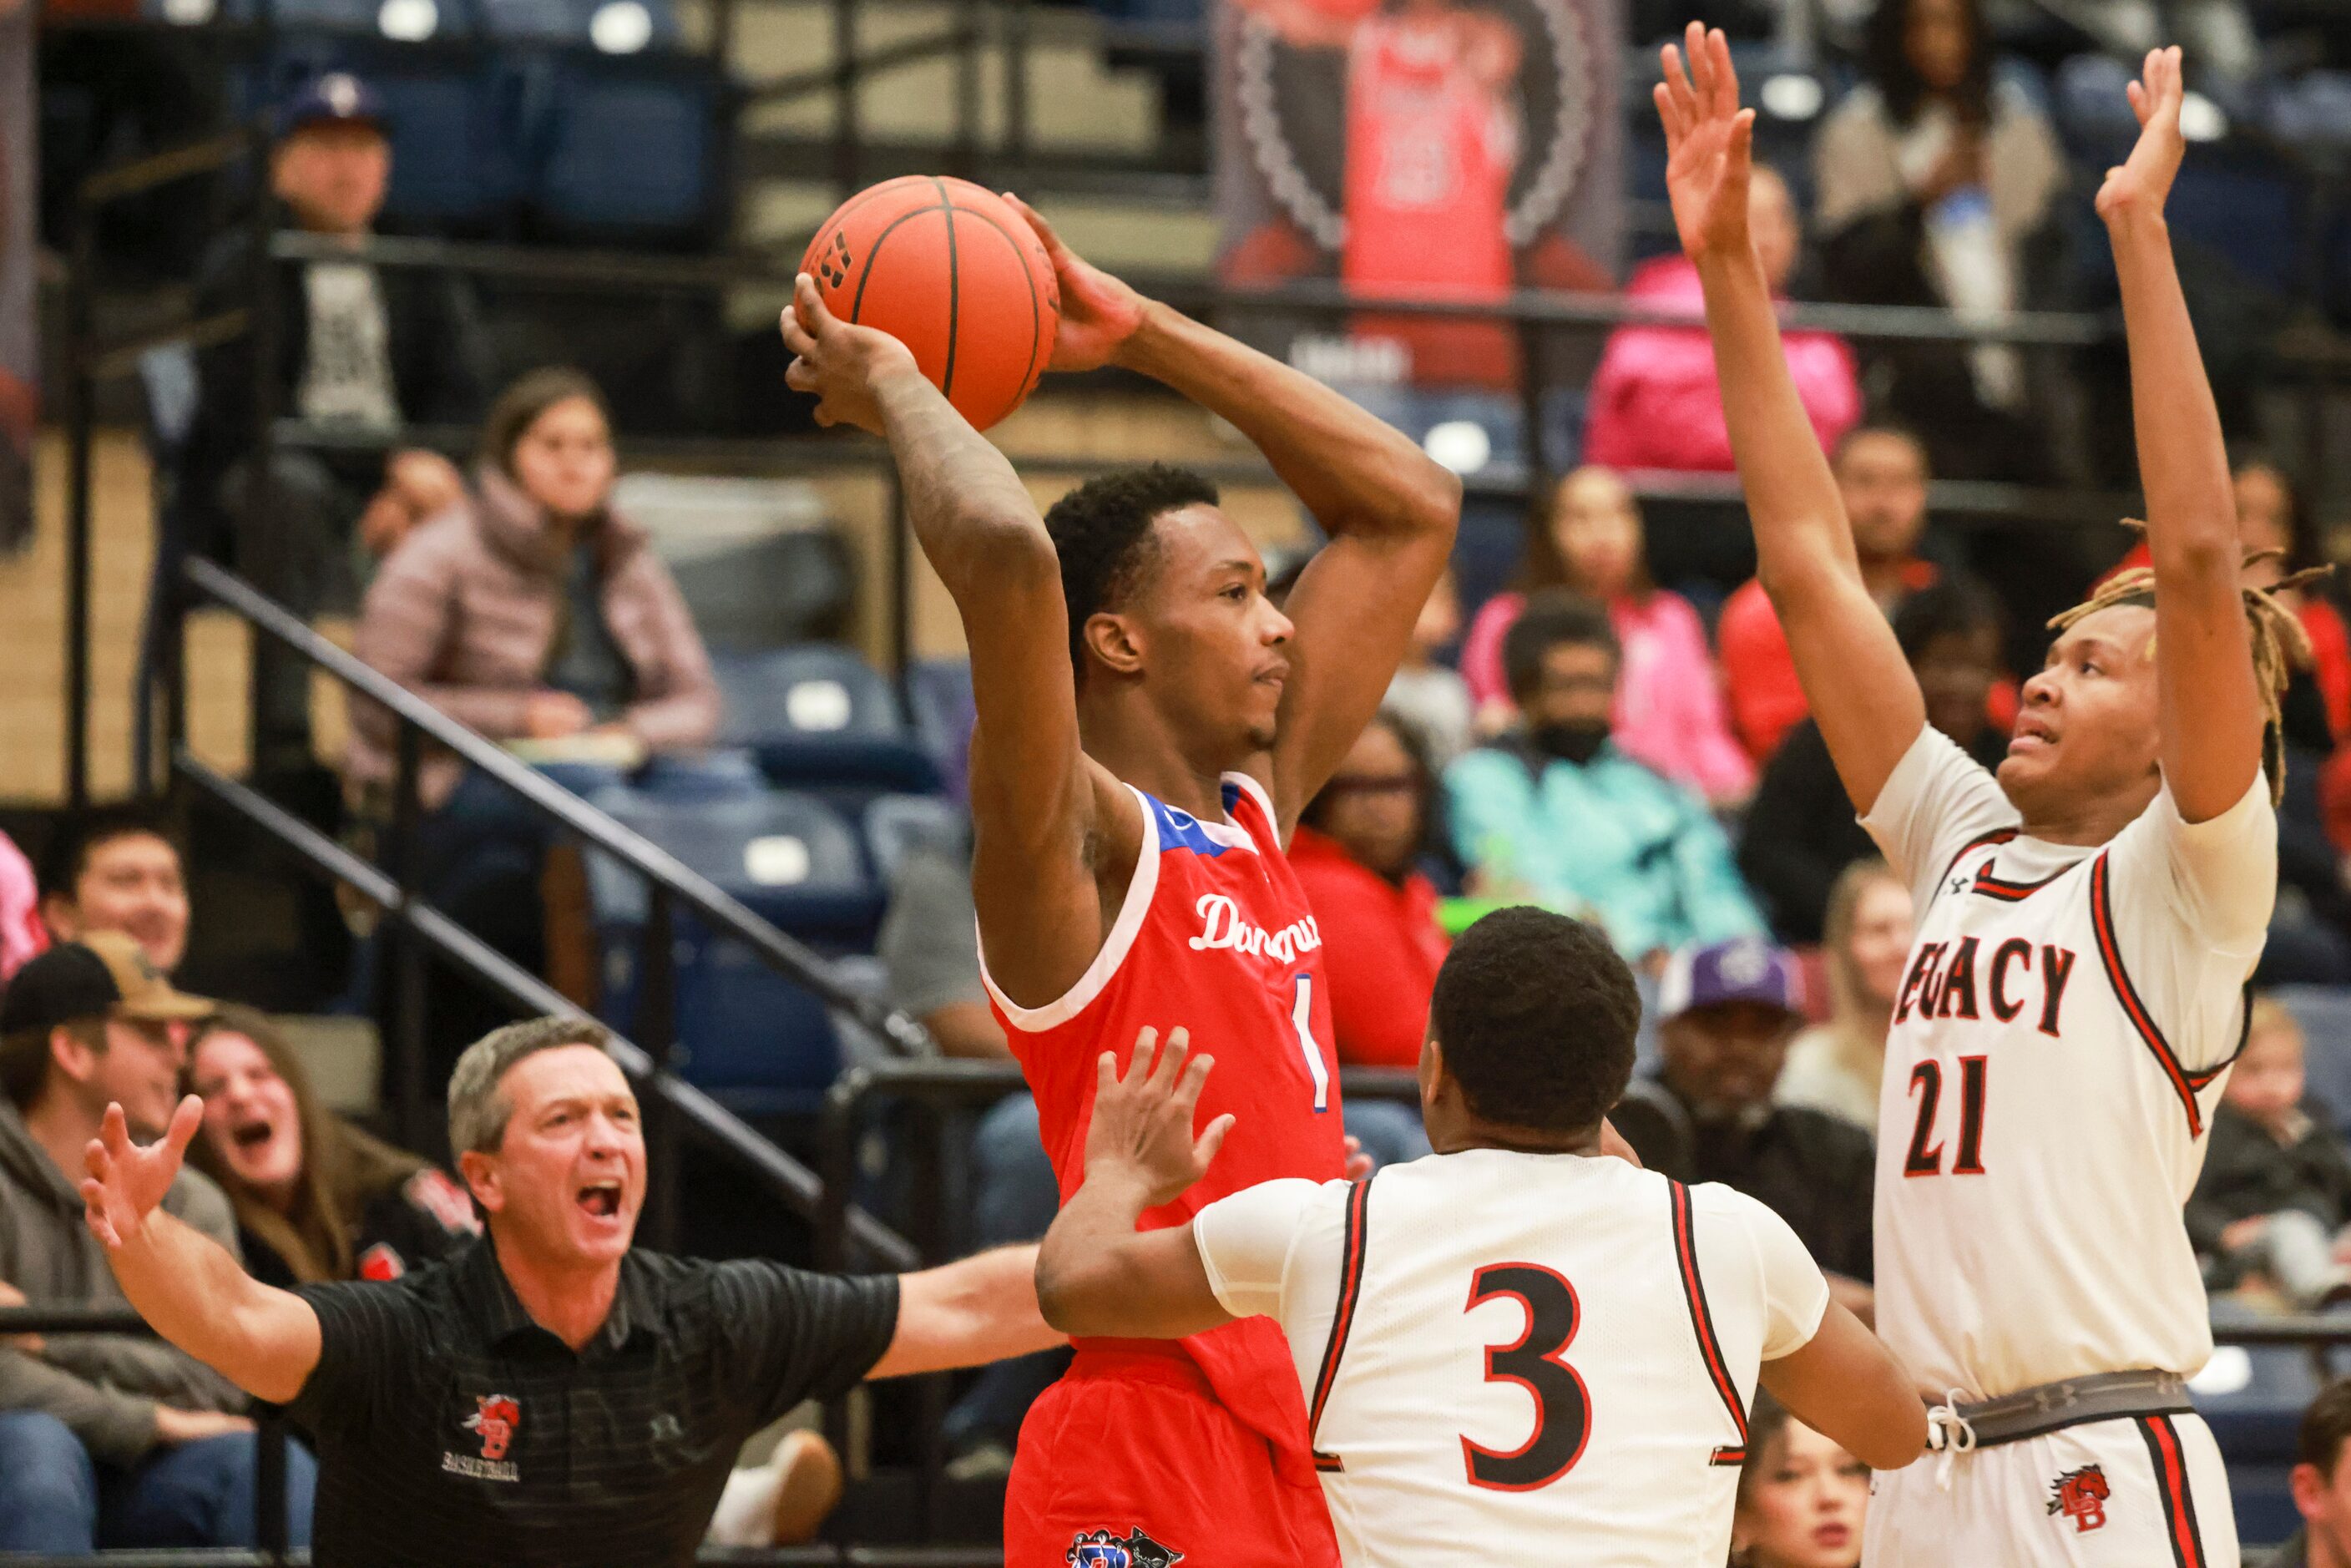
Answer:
[
  {"left": 478, "top": 0, "right": 677, "bottom": 48},
  {"left": 2055, "top": 52, "right": 2141, "bottom": 158},
  {"left": 2277, "top": 986, "right": 2351, "bottom": 1137},
  {"left": 863, "top": 793, "right": 968, "bottom": 888},
  {"left": 2196, "top": 1318, "right": 2330, "bottom": 1550},
  {"left": 713, "top": 646, "right": 942, "bottom": 797},
  {"left": 902, "top": 657, "right": 974, "bottom": 802},
  {"left": 2166, "top": 143, "right": 2307, "bottom": 299},
  {"left": 526, "top": 55, "right": 725, "bottom": 246},
  {"left": 586, "top": 789, "right": 877, "bottom": 1115},
  {"left": 376, "top": 62, "right": 529, "bottom": 233},
  {"left": 635, "top": 748, "right": 767, "bottom": 803}
]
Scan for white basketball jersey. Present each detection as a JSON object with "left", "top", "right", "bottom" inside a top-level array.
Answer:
[
  {"left": 1192, "top": 1150, "right": 1828, "bottom": 1567},
  {"left": 1862, "top": 727, "right": 2277, "bottom": 1401}
]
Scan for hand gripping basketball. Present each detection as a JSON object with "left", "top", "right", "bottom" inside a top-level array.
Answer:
[{"left": 781, "top": 276, "right": 924, "bottom": 436}]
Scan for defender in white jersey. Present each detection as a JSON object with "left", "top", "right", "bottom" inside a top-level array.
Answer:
[
  {"left": 1033, "top": 908, "right": 1925, "bottom": 1565},
  {"left": 1663, "top": 27, "right": 2318, "bottom": 1565}
]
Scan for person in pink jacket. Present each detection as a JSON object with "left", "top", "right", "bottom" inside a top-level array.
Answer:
[
  {"left": 1461, "top": 465, "right": 1754, "bottom": 807},
  {"left": 1582, "top": 165, "right": 1861, "bottom": 474}
]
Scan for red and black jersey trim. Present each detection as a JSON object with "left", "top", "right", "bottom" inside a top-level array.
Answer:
[
  {"left": 1934, "top": 828, "right": 2020, "bottom": 908},
  {"left": 2136, "top": 1414, "right": 2209, "bottom": 1568},
  {"left": 1308, "top": 1176, "right": 1373, "bottom": 1473},
  {"left": 1970, "top": 861, "right": 2075, "bottom": 903},
  {"left": 1668, "top": 1179, "right": 1748, "bottom": 1467},
  {"left": 2088, "top": 854, "right": 2208, "bottom": 1137}
]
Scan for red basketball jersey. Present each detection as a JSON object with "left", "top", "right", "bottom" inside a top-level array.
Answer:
[
  {"left": 1340, "top": 14, "right": 1517, "bottom": 386},
  {"left": 982, "top": 771, "right": 1348, "bottom": 1476}
]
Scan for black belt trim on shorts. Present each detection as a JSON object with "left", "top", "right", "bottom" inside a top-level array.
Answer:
[{"left": 1938, "top": 1368, "right": 2195, "bottom": 1449}]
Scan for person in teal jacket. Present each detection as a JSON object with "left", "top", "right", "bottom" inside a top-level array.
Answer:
[{"left": 1444, "top": 591, "right": 1766, "bottom": 966}]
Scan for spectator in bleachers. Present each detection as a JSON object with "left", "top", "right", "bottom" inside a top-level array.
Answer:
[
  {"left": 1610, "top": 939, "right": 1876, "bottom": 1306},
  {"left": 183, "top": 1007, "right": 477, "bottom": 1288},
  {"left": 1383, "top": 568, "right": 1474, "bottom": 771},
  {"left": 2272, "top": 1377, "right": 2351, "bottom": 1568},
  {"left": 0, "top": 828, "right": 42, "bottom": 982},
  {"left": 1772, "top": 862, "right": 1911, "bottom": 1136},
  {"left": 35, "top": 805, "right": 190, "bottom": 977},
  {"left": 0, "top": 937, "right": 317, "bottom": 1553},
  {"left": 1584, "top": 164, "right": 1861, "bottom": 478},
  {"left": 1292, "top": 711, "right": 1446, "bottom": 1166},
  {"left": 1813, "top": 0, "right": 2064, "bottom": 483},
  {"left": 1446, "top": 594, "right": 1765, "bottom": 968},
  {"left": 1739, "top": 578, "right": 2008, "bottom": 943},
  {"left": 1729, "top": 1392, "right": 1869, "bottom": 1568},
  {"left": 2187, "top": 996, "right": 2351, "bottom": 1312},
  {"left": 1717, "top": 424, "right": 1939, "bottom": 766},
  {"left": 1462, "top": 468, "right": 1755, "bottom": 807},
  {"left": 189, "top": 72, "right": 489, "bottom": 770}
]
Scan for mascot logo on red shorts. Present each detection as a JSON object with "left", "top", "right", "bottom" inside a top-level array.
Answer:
[
  {"left": 1066, "top": 1528, "right": 1181, "bottom": 1568},
  {"left": 2046, "top": 1464, "right": 2111, "bottom": 1533},
  {"left": 463, "top": 1395, "right": 521, "bottom": 1463}
]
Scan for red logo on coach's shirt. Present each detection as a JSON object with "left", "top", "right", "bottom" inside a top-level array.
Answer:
[
  {"left": 463, "top": 1395, "right": 520, "bottom": 1462},
  {"left": 2047, "top": 1464, "right": 2110, "bottom": 1532}
]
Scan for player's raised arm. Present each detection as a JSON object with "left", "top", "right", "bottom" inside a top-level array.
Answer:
[
  {"left": 82, "top": 1099, "right": 323, "bottom": 1406},
  {"left": 1034, "top": 1029, "right": 1240, "bottom": 1339},
  {"left": 1009, "top": 200, "right": 1462, "bottom": 836},
  {"left": 783, "top": 280, "right": 1131, "bottom": 1006},
  {"left": 2099, "top": 48, "right": 2263, "bottom": 822},
  {"left": 1667, "top": 25, "right": 1923, "bottom": 813}
]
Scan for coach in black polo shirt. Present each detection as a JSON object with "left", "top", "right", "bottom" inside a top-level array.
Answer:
[{"left": 76, "top": 1017, "right": 1062, "bottom": 1567}]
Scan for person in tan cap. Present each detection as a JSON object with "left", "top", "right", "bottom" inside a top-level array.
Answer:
[{"left": 0, "top": 933, "right": 318, "bottom": 1553}]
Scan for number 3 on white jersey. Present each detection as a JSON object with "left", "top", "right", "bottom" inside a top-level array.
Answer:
[{"left": 1292, "top": 973, "right": 1331, "bottom": 1112}]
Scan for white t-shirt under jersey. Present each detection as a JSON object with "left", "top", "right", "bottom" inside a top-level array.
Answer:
[
  {"left": 1861, "top": 725, "right": 2275, "bottom": 1400},
  {"left": 1195, "top": 1151, "right": 1828, "bottom": 1567}
]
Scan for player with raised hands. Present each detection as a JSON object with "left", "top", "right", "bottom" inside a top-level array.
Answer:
[{"left": 1666, "top": 24, "right": 2298, "bottom": 1565}]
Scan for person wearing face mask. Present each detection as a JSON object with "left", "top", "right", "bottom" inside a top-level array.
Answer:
[
  {"left": 1728, "top": 1393, "right": 1869, "bottom": 1568},
  {"left": 1610, "top": 939, "right": 1876, "bottom": 1316},
  {"left": 1772, "top": 862, "right": 1911, "bottom": 1136},
  {"left": 1444, "top": 592, "right": 1766, "bottom": 969},
  {"left": 1460, "top": 466, "right": 1755, "bottom": 807},
  {"left": 77, "top": 1016, "right": 1061, "bottom": 1568}
]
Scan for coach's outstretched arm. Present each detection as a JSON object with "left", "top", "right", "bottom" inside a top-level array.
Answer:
[
  {"left": 1666, "top": 25, "right": 1923, "bottom": 814},
  {"left": 2101, "top": 48, "right": 2263, "bottom": 822},
  {"left": 1008, "top": 199, "right": 1461, "bottom": 831},
  {"left": 869, "top": 1244, "right": 1069, "bottom": 1378},
  {"left": 1035, "top": 1029, "right": 1241, "bottom": 1340},
  {"left": 81, "top": 1099, "right": 324, "bottom": 1406},
  {"left": 782, "top": 277, "right": 1132, "bottom": 1010}
]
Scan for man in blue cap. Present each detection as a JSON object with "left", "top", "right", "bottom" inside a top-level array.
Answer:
[
  {"left": 1611, "top": 937, "right": 1878, "bottom": 1318},
  {"left": 187, "top": 70, "right": 489, "bottom": 769}
]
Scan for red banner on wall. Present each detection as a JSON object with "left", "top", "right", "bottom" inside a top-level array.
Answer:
[{"left": 1214, "top": 0, "right": 1622, "bottom": 390}]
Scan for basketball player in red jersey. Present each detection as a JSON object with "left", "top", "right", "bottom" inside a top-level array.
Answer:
[{"left": 781, "top": 201, "right": 1459, "bottom": 1567}]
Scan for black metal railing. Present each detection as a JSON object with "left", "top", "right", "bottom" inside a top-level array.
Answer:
[{"left": 168, "top": 554, "right": 927, "bottom": 1269}]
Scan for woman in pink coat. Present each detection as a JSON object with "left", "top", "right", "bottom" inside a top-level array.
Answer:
[
  {"left": 1581, "top": 165, "right": 1859, "bottom": 474},
  {"left": 1461, "top": 465, "right": 1755, "bottom": 806}
]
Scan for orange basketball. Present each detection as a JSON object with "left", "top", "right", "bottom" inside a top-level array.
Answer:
[{"left": 801, "top": 177, "right": 1062, "bottom": 432}]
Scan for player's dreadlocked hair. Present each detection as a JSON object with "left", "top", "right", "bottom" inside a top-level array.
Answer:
[
  {"left": 2047, "top": 537, "right": 2330, "bottom": 805},
  {"left": 1042, "top": 463, "right": 1220, "bottom": 689}
]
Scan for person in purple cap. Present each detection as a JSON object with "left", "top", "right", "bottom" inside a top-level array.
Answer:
[
  {"left": 1610, "top": 937, "right": 1877, "bottom": 1320},
  {"left": 187, "top": 69, "right": 490, "bottom": 771}
]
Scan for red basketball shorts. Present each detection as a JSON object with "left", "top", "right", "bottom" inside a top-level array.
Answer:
[{"left": 1003, "top": 1351, "right": 1340, "bottom": 1568}]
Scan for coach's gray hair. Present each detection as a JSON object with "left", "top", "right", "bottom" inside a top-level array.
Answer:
[{"left": 447, "top": 1017, "right": 616, "bottom": 1156}]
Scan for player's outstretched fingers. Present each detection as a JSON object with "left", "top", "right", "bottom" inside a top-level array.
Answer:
[
  {"left": 1150, "top": 1027, "right": 1191, "bottom": 1094},
  {"left": 1659, "top": 42, "right": 1696, "bottom": 134},
  {"left": 163, "top": 1095, "right": 201, "bottom": 1165},
  {"left": 1706, "top": 26, "right": 1741, "bottom": 117},
  {"left": 1175, "top": 1050, "right": 1216, "bottom": 1115},
  {"left": 1125, "top": 1025, "right": 1160, "bottom": 1088},
  {"left": 1195, "top": 1112, "right": 1236, "bottom": 1171},
  {"left": 1683, "top": 23, "right": 1713, "bottom": 111},
  {"left": 99, "top": 1101, "right": 131, "bottom": 1160},
  {"left": 80, "top": 1178, "right": 120, "bottom": 1248}
]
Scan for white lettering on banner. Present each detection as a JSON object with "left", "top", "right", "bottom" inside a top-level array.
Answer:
[
  {"left": 1188, "top": 893, "right": 1324, "bottom": 964},
  {"left": 441, "top": 1453, "right": 520, "bottom": 1483}
]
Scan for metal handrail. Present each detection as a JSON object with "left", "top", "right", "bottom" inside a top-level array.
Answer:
[
  {"left": 266, "top": 229, "right": 2123, "bottom": 349},
  {"left": 182, "top": 556, "right": 932, "bottom": 1060}
]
